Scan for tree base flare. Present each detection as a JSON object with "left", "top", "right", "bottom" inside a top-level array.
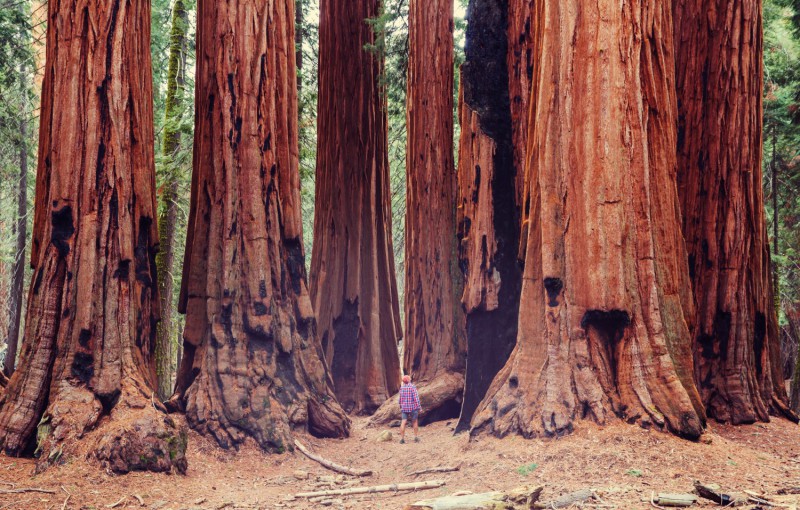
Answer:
[
  {"left": 30, "top": 384, "right": 187, "bottom": 475},
  {"left": 369, "top": 373, "right": 464, "bottom": 426},
  {"left": 471, "top": 309, "right": 705, "bottom": 441}
]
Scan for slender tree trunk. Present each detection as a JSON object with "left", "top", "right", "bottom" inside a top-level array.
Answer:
[
  {"left": 295, "top": 0, "right": 303, "bottom": 104},
  {"left": 172, "top": 0, "right": 350, "bottom": 450},
  {"left": 0, "top": 0, "right": 187, "bottom": 473},
  {"left": 674, "top": 0, "right": 797, "bottom": 424},
  {"left": 310, "top": 0, "right": 403, "bottom": 414},
  {"left": 454, "top": 0, "right": 523, "bottom": 432},
  {"left": 0, "top": 241, "right": 8, "bottom": 355},
  {"left": 789, "top": 308, "right": 800, "bottom": 412},
  {"left": 372, "top": 0, "right": 466, "bottom": 425},
  {"left": 155, "top": 0, "right": 189, "bottom": 401},
  {"left": 5, "top": 73, "right": 27, "bottom": 378},
  {"left": 472, "top": 0, "right": 705, "bottom": 439}
]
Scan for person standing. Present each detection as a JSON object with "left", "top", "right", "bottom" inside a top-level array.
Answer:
[{"left": 399, "top": 375, "right": 421, "bottom": 444}]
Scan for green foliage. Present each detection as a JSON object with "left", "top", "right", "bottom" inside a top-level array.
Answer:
[
  {"left": 516, "top": 462, "right": 538, "bottom": 476},
  {"left": 625, "top": 469, "right": 643, "bottom": 478},
  {"left": 764, "top": 0, "right": 800, "bottom": 377}
]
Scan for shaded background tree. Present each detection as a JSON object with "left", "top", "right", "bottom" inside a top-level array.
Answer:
[{"left": 310, "top": 0, "right": 403, "bottom": 414}]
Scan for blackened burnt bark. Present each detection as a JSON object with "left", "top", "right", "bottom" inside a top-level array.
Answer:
[{"left": 455, "top": 0, "right": 522, "bottom": 432}]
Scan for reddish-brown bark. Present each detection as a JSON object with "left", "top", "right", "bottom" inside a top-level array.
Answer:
[
  {"left": 0, "top": 0, "right": 187, "bottom": 473},
  {"left": 310, "top": 0, "right": 402, "bottom": 414},
  {"left": 674, "top": 0, "right": 797, "bottom": 424},
  {"left": 454, "top": 0, "right": 523, "bottom": 432},
  {"left": 507, "top": 0, "right": 535, "bottom": 231},
  {"left": 172, "top": 0, "right": 349, "bottom": 451},
  {"left": 472, "top": 0, "right": 705, "bottom": 439},
  {"left": 372, "top": 0, "right": 466, "bottom": 425}
]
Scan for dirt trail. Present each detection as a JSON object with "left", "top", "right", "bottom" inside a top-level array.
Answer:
[{"left": 2, "top": 416, "right": 800, "bottom": 509}]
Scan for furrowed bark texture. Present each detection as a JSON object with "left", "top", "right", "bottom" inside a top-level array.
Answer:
[
  {"left": 155, "top": 0, "right": 189, "bottom": 401},
  {"left": 174, "top": 0, "right": 349, "bottom": 451},
  {"left": 310, "top": 0, "right": 402, "bottom": 414},
  {"left": 401, "top": 0, "right": 466, "bottom": 421},
  {"left": 471, "top": 0, "right": 706, "bottom": 439},
  {"left": 454, "top": 0, "right": 523, "bottom": 432},
  {"left": 0, "top": 0, "right": 187, "bottom": 473},
  {"left": 674, "top": 0, "right": 796, "bottom": 424},
  {"left": 507, "top": 0, "right": 535, "bottom": 231}
]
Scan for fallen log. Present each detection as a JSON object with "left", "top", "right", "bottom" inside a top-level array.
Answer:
[
  {"left": 407, "top": 466, "right": 460, "bottom": 477},
  {"left": 370, "top": 373, "right": 464, "bottom": 426},
  {"left": 655, "top": 493, "right": 697, "bottom": 507},
  {"left": 534, "top": 489, "right": 594, "bottom": 509},
  {"left": 295, "top": 480, "right": 445, "bottom": 498},
  {"left": 694, "top": 481, "right": 746, "bottom": 506},
  {"left": 294, "top": 440, "right": 372, "bottom": 477},
  {"left": 406, "top": 485, "right": 542, "bottom": 510}
]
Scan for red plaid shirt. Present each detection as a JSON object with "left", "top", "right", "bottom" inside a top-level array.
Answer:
[{"left": 399, "top": 383, "right": 421, "bottom": 413}]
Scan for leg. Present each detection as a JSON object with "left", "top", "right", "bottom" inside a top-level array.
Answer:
[
  {"left": 400, "top": 413, "right": 408, "bottom": 443},
  {"left": 413, "top": 411, "right": 419, "bottom": 439}
]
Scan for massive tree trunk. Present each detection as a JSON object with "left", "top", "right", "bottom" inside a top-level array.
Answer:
[
  {"left": 5, "top": 82, "right": 27, "bottom": 378},
  {"left": 372, "top": 0, "right": 466, "bottom": 426},
  {"left": 471, "top": 0, "right": 705, "bottom": 439},
  {"left": 674, "top": 0, "right": 797, "bottom": 424},
  {"left": 0, "top": 0, "right": 187, "bottom": 473},
  {"left": 454, "top": 0, "right": 523, "bottom": 432},
  {"left": 155, "top": 0, "right": 189, "bottom": 401},
  {"left": 507, "top": 0, "right": 535, "bottom": 229},
  {"left": 310, "top": 0, "right": 402, "bottom": 414},
  {"left": 172, "top": 0, "right": 350, "bottom": 451}
]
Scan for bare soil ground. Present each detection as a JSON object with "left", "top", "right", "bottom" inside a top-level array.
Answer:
[{"left": 2, "top": 415, "right": 800, "bottom": 510}]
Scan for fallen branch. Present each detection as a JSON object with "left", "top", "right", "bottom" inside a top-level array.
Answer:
[
  {"left": 106, "top": 496, "right": 127, "bottom": 508},
  {"left": 132, "top": 494, "right": 145, "bottom": 506},
  {"left": 60, "top": 495, "right": 70, "bottom": 510},
  {"left": 294, "top": 440, "right": 372, "bottom": 477},
  {"left": 295, "top": 480, "right": 445, "bottom": 498},
  {"left": 0, "top": 488, "right": 56, "bottom": 494},
  {"left": 407, "top": 466, "right": 460, "bottom": 477}
]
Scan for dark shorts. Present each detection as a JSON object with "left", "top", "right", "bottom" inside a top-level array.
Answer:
[{"left": 401, "top": 410, "right": 419, "bottom": 421}]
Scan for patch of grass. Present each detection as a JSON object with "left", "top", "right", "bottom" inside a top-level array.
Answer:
[
  {"left": 516, "top": 463, "right": 538, "bottom": 476},
  {"left": 626, "top": 468, "right": 643, "bottom": 477}
]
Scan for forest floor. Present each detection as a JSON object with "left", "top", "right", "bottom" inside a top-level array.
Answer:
[{"left": 1, "top": 415, "right": 800, "bottom": 510}]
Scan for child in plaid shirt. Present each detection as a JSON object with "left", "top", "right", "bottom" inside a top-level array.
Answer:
[{"left": 399, "top": 375, "right": 421, "bottom": 444}]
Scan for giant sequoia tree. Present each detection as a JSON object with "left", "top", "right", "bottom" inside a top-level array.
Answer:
[
  {"left": 310, "top": 0, "right": 402, "bottom": 414},
  {"left": 674, "top": 0, "right": 796, "bottom": 424},
  {"left": 472, "top": 0, "right": 706, "bottom": 439},
  {"left": 0, "top": 0, "right": 187, "bottom": 473},
  {"left": 372, "top": 0, "right": 466, "bottom": 425},
  {"left": 454, "top": 0, "right": 523, "bottom": 431},
  {"left": 172, "top": 0, "right": 349, "bottom": 450}
]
